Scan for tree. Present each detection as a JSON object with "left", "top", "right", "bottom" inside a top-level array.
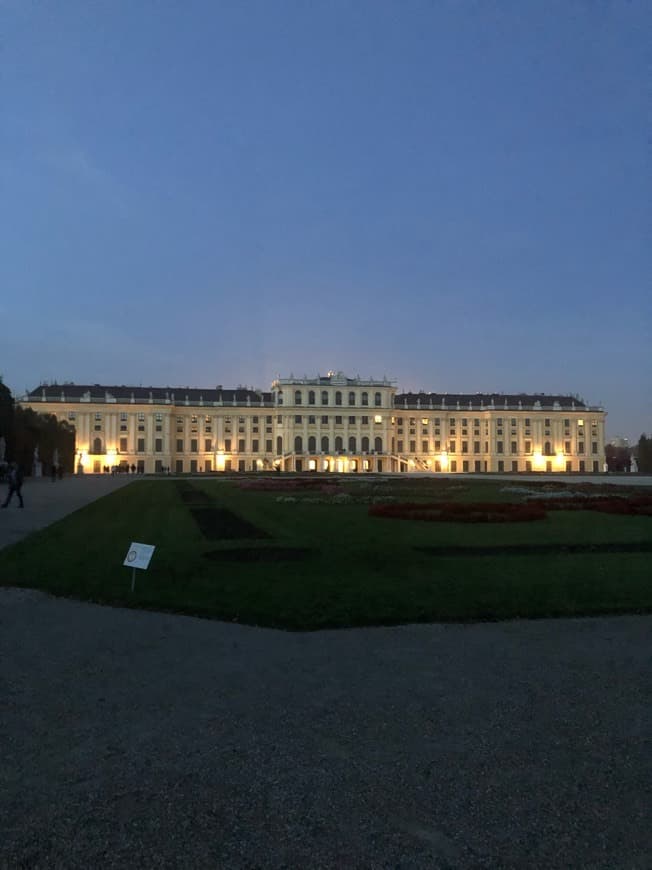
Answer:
[
  {"left": 0, "top": 377, "right": 14, "bottom": 461},
  {"left": 637, "top": 434, "right": 652, "bottom": 473}
]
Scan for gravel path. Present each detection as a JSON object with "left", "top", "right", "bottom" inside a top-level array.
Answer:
[{"left": 1, "top": 589, "right": 650, "bottom": 869}]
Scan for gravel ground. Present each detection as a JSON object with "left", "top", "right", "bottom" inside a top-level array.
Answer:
[{"left": 1, "top": 588, "right": 650, "bottom": 869}]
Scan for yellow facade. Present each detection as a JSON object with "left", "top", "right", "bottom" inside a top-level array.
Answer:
[{"left": 20, "top": 373, "right": 606, "bottom": 474}]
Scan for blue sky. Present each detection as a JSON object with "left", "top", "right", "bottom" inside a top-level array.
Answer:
[{"left": 1, "top": 0, "right": 649, "bottom": 440}]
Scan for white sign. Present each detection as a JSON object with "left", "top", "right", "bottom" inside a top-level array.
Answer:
[{"left": 123, "top": 542, "right": 155, "bottom": 571}]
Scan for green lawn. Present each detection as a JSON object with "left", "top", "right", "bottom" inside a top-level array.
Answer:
[{"left": 1, "top": 477, "right": 651, "bottom": 629}]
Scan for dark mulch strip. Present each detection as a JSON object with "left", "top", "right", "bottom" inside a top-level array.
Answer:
[
  {"left": 415, "top": 542, "right": 652, "bottom": 557},
  {"left": 203, "top": 547, "right": 316, "bottom": 562},
  {"left": 190, "top": 507, "right": 270, "bottom": 540}
]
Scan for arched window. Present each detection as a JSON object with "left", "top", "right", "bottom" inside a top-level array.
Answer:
[
  {"left": 544, "top": 440, "right": 552, "bottom": 456},
  {"left": 277, "top": 390, "right": 283, "bottom": 405},
  {"left": 321, "top": 390, "right": 329, "bottom": 405},
  {"left": 374, "top": 392, "right": 382, "bottom": 407},
  {"left": 361, "top": 392, "right": 368, "bottom": 406},
  {"left": 295, "top": 390, "right": 302, "bottom": 405},
  {"left": 308, "top": 435, "right": 316, "bottom": 454},
  {"left": 348, "top": 391, "right": 356, "bottom": 406},
  {"left": 335, "top": 391, "right": 342, "bottom": 406},
  {"left": 335, "top": 436, "right": 343, "bottom": 452},
  {"left": 93, "top": 437, "right": 103, "bottom": 454},
  {"left": 294, "top": 435, "right": 303, "bottom": 453},
  {"left": 308, "top": 390, "right": 316, "bottom": 405},
  {"left": 321, "top": 435, "right": 329, "bottom": 453},
  {"left": 348, "top": 436, "right": 356, "bottom": 453},
  {"left": 276, "top": 436, "right": 283, "bottom": 454},
  {"left": 374, "top": 436, "right": 383, "bottom": 453},
  {"left": 361, "top": 436, "right": 370, "bottom": 453}
]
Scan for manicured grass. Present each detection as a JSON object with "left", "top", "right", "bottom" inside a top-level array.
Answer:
[{"left": 1, "top": 477, "right": 651, "bottom": 629}]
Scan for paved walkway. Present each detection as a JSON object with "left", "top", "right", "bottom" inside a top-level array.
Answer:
[{"left": 0, "top": 474, "right": 133, "bottom": 550}]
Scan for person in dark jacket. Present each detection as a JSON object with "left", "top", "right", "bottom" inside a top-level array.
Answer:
[{"left": 2, "top": 463, "right": 24, "bottom": 508}]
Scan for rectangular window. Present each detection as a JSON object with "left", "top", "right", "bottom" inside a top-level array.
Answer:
[
  {"left": 592, "top": 441, "right": 598, "bottom": 454},
  {"left": 526, "top": 460, "right": 532, "bottom": 472},
  {"left": 155, "top": 438, "right": 162, "bottom": 452},
  {"left": 68, "top": 412, "right": 76, "bottom": 420},
  {"left": 266, "top": 416, "right": 272, "bottom": 424},
  {"left": 155, "top": 425, "right": 162, "bottom": 432},
  {"left": 348, "top": 416, "right": 355, "bottom": 424},
  {"left": 137, "top": 438, "right": 145, "bottom": 452},
  {"left": 138, "top": 413, "right": 144, "bottom": 422},
  {"left": 434, "top": 440, "right": 441, "bottom": 451},
  {"left": 374, "top": 415, "right": 382, "bottom": 424},
  {"left": 498, "top": 460, "right": 504, "bottom": 472},
  {"left": 176, "top": 459, "right": 183, "bottom": 473},
  {"left": 138, "top": 424, "right": 145, "bottom": 432},
  {"left": 120, "top": 424, "right": 127, "bottom": 432},
  {"left": 578, "top": 442, "right": 585, "bottom": 454},
  {"left": 397, "top": 440, "right": 404, "bottom": 452},
  {"left": 295, "top": 415, "right": 302, "bottom": 423},
  {"left": 450, "top": 460, "right": 457, "bottom": 472},
  {"left": 511, "top": 418, "right": 516, "bottom": 427},
  {"left": 484, "top": 441, "right": 489, "bottom": 453},
  {"left": 120, "top": 412, "right": 127, "bottom": 421},
  {"left": 462, "top": 460, "right": 469, "bottom": 472},
  {"left": 119, "top": 437, "right": 127, "bottom": 452},
  {"left": 525, "top": 440, "right": 532, "bottom": 453},
  {"left": 579, "top": 460, "right": 585, "bottom": 472},
  {"left": 176, "top": 439, "right": 183, "bottom": 452},
  {"left": 238, "top": 439, "right": 245, "bottom": 452},
  {"left": 565, "top": 440, "right": 571, "bottom": 453},
  {"left": 252, "top": 439, "right": 259, "bottom": 452},
  {"left": 205, "top": 439, "right": 212, "bottom": 452},
  {"left": 309, "top": 415, "right": 316, "bottom": 424},
  {"left": 95, "top": 412, "right": 102, "bottom": 421},
  {"left": 422, "top": 418, "right": 429, "bottom": 425},
  {"left": 461, "top": 441, "right": 468, "bottom": 453},
  {"left": 474, "top": 441, "right": 480, "bottom": 453},
  {"left": 191, "top": 439, "right": 198, "bottom": 452},
  {"left": 524, "top": 418, "right": 530, "bottom": 428},
  {"left": 336, "top": 416, "right": 343, "bottom": 424},
  {"left": 361, "top": 416, "right": 369, "bottom": 425},
  {"left": 544, "top": 418, "right": 550, "bottom": 427},
  {"left": 511, "top": 461, "right": 518, "bottom": 472},
  {"left": 409, "top": 440, "right": 416, "bottom": 452},
  {"left": 155, "top": 413, "right": 162, "bottom": 422},
  {"left": 192, "top": 415, "right": 198, "bottom": 424},
  {"left": 497, "top": 418, "right": 503, "bottom": 426},
  {"left": 190, "top": 459, "right": 197, "bottom": 473},
  {"left": 449, "top": 440, "right": 456, "bottom": 454},
  {"left": 474, "top": 460, "right": 482, "bottom": 472},
  {"left": 497, "top": 441, "right": 504, "bottom": 454},
  {"left": 321, "top": 415, "right": 329, "bottom": 424},
  {"left": 422, "top": 440, "right": 428, "bottom": 453},
  {"left": 225, "top": 438, "right": 231, "bottom": 452},
  {"left": 266, "top": 440, "right": 272, "bottom": 452},
  {"left": 511, "top": 441, "right": 517, "bottom": 453},
  {"left": 277, "top": 415, "right": 282, "bottom": 423}
]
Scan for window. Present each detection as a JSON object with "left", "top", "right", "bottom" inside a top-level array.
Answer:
[
  {"left": 277, "top": 415, "right": 282, "bottom": 423},
  {"left": 463, "top": 460, "right": 469, "bottom": 472},
  {"left": 294, "top": 435, "right": 303, "bottom": 452},
  {"left": 450, "top": 461, "right": 457, "bottom": 473},
  {"left": 295, "top": 415, "right": 302, "bottom": 424},
  {"left": 238, "top": 439, "right": 245, "bottom": 452},
  {"left": 137, "top": 438, "right": 145, "bottom": 452},
  {"left": 335, "top": 436, "right": 343, "bottom": 452},
  {"left": 525, "top": 440, "right": 532, "bottom": 453},
  {"left": 348, "top": 391, "right": 356, "bottom": 406},
  {"left": 191, "top": 415, "right": 198, "bottom": 424},
  {"left": 498, "top": 460, "right": 504, "bottom": 472},
  {"left": 461, "top": 441, "right": 468, "bottom": 453},
  {"left": 335, "top": 416, "right": 342, "bottom": 425},
  {"left": 578, "top": 442, "right": 584, "bottom": 454},
  {"left": 348, "top": 436, "right": 356, "bottom": 452},
  {"left": 276, "top": 436, "right": 283, "bottom": 453},
  {"left": 277, "top": 391, "right": 283, "bottom": 405},
  {"left": 374, "top": 436, "right": 383, "bottom": 452},
  {"left": 511, "top": 441, "right": 517, "bottom": 454},
  {"left": 155, "top": 413, "right": 162, "bottom": 422},
  {"left": 449, "top": 441, "right": 456, "bottom": 454},
  {"left": 321, "top": 415, "right": 328, "bottom": 424},
  {"left": 512, "top": 461, "right": 518, "bottom": 472},
  {"left": 409, "top": 440, "right": 416, "bottom": 452},
  {"left": 361, "top": 436, "right": 369, "bottom": 452},
  {"left": 138, "top": 424, "right": 145, "bottom": 432},
  {"left": 474, "top": 441, "right": 480, "bottom": 453},
  {"left": 191, "top": 459, "right": 198, "bottom": 473},
  {"left": 266, "top": 440, "right": 272, "bottom": 452},
  {"left": 510, "top": 418, "right": 516, "bottom": 427},
  {"left": 68, "top": 412, "right": 76, "bottom": 420},
  {"left": 225, "top": 438, "right": 232, "bottom": 452},
  {"left": 295, "top": 390, "right": 302, "bottom": 405},
  {"left": 119, "top": 437, "right": 127, "bottom": 452},
  {"left": 497, "top": 418, "right": 503, "bottom": 426},
  {"left": 497, "top": 441, "right": 504, "bottom": 454},
  {"left": 361, "top": 392, "right": 368, "bottom": 406},
  {"left": 361, "top": 416, "right": 369, "bottom": 425},
  {"left": 177, "top": 439, "right": 184, "bottom": 452},
  {"left": 95, "top": 412, "right": 102, "bottom": 421},
  {"left": 191, "top": 439, "right": 198, "bottom": 452},
  {"left": 335, "top": 391, "right": 342, "bottom": 406},
  {"left": 205, "top": 439, "right": 212, "bottom": 452},
  {"left": 120, "top": 412, "right": 127, "bottom": 421},
  {"left": 321, "top": 435, "right": 329, "bottom": 452},
  {"left": 422, "top": 440, "right": 428, "bottom": 453},
  {"left": 348, "top": 416, "right": 355, "bottom": 425},
  {"left": 308, "top": 391, "right": 315, "bottom": 405},
  {"left": 308, "top": 436, "right": 317, "bottom": 453},
  {"left": 374, "top": 392, "right": 381, "bottom": 407},
  {"left": 374, "top": 415, "right": 382, "bottom": 424},
  {"left": 155, "top": 438, "right": 162, "bottom": 452},
  {"left": 485, "top": 441, "right": 489, "bottom": 453},
  {"left": 565, "top": 440, "right": 571, "bottom": 453},
  {"left": 544, "top": 441, "right": 552, "bottom": 456},
  {"left": 434, "top": 440, "right": 441, "bottom": 451},
  {"left": 397, "top": 440, "right": 403, "bottom": 452},
  {"left": 309, "top": 415, "right": 316, "bottom": 424},
  {"left": 592, "top": 442, "right": 598, "bottom": 454},
  {"left": 321, "top": 391, "right": 329, "bottom": 405},
  {"left": 422, "top": 418, "right": 429, "bottom": 426},
  {"left": 544, "top": 418, "right": 550, "bottom": 427}
]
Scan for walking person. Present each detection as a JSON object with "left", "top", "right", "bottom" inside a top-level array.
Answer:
[{"left": 1, "top": 463, "right": 24, "bottom": 509}]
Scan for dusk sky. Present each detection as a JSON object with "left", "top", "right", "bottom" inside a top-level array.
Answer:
[{"left": 2, "top": 1, "right": 649, "bottom": 440}]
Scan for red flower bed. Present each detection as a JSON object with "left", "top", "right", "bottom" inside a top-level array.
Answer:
[
  {"left": 528, "top": 496, "right": 652, "bottom": 517},
  {"left": 369, "top": 502, "right": 546, "bottom": 523}
]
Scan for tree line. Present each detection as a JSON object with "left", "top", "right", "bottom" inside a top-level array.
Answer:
[{"left": 0, "top": 380, "right": 76, "bottom": 475}]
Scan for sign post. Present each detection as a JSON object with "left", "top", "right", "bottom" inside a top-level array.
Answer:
[{"left": 123, "top": 542, "right": 155, "bottom": 592}]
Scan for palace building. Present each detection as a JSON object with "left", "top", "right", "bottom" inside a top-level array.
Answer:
[{"left": 19, "top": 372, "right": 606, "bottom": 474}]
